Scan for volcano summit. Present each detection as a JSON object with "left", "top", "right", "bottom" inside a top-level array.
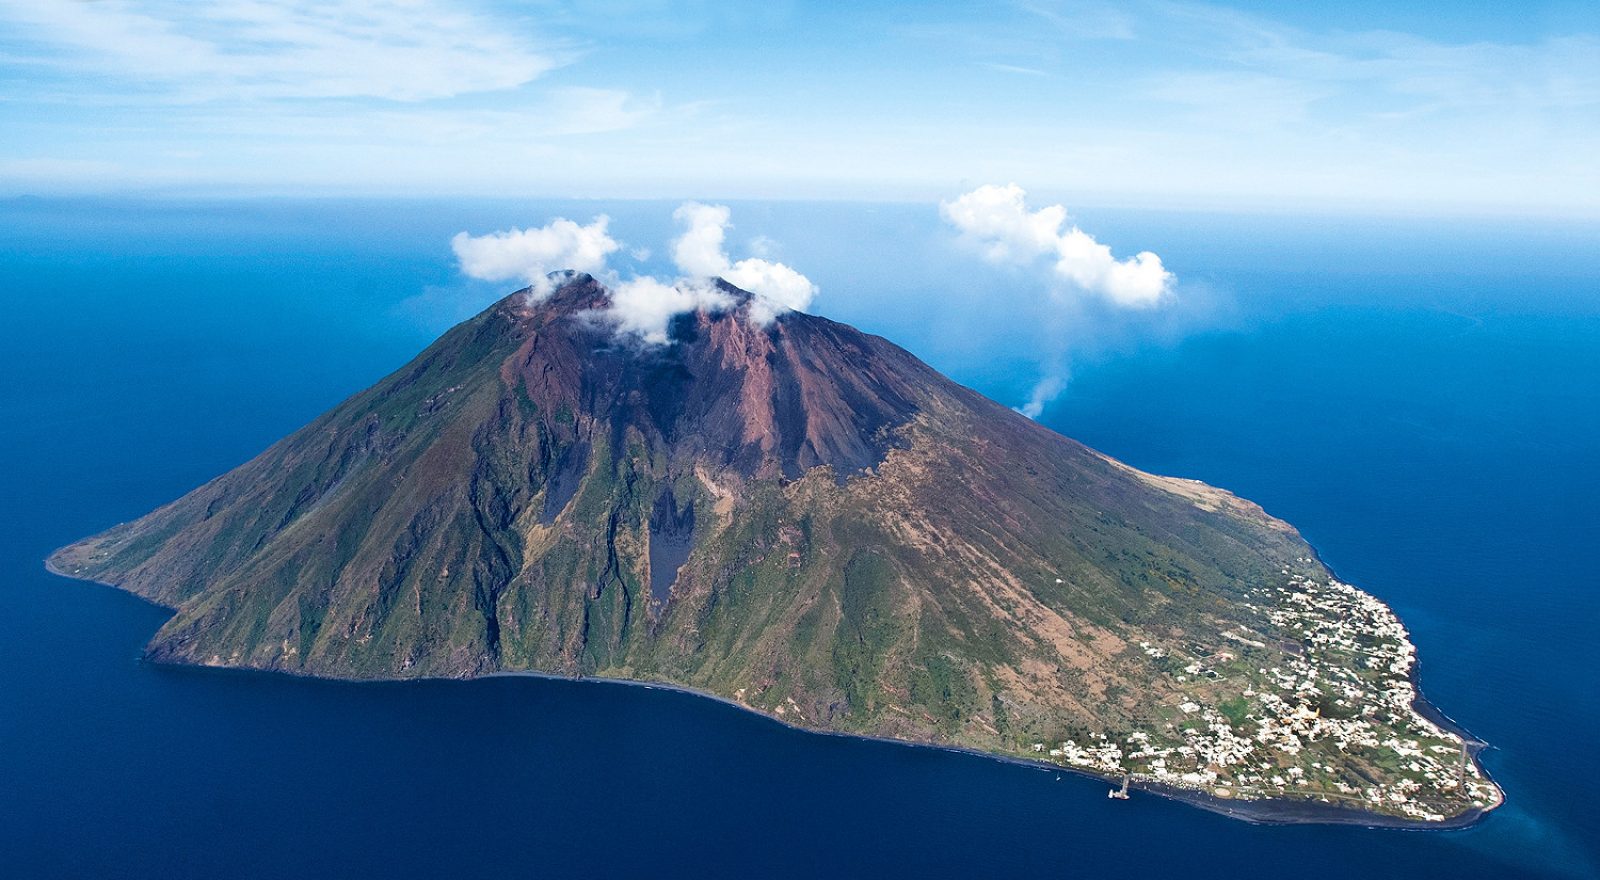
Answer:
[{"left": 50, "top": 275, "right": 1500, "bottom": 825}]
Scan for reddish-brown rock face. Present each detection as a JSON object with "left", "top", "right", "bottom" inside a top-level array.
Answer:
[{"left": 505, "top": 275, "right": 936, "bottom": 481}]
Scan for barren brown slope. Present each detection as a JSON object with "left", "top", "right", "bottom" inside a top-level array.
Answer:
[{"left": 50, "top": 275, "right": 1499, "bottom": 824}]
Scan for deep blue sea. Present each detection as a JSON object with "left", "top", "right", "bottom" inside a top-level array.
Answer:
[{"left": 2, "top": 198, "right": 1596, "bottom": 878}]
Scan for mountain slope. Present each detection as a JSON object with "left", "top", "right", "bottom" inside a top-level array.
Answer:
[{"left": 50, "top": 275, "right": 1500, "bottom": 824}]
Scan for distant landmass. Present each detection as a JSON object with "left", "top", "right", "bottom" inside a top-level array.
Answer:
[{"left": 50, "top": 275, "right": 1500, "bottom": 825}]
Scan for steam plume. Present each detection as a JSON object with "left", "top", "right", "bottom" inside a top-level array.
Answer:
[
  {"left": 671, "top": 202, "right": 817, "bottom": 325},
  {"left": 941, "top": 183, "right": 1177, "bottom": 418},
  {"left": 450, "top": 203, "right": 817, "bottom": 344}
]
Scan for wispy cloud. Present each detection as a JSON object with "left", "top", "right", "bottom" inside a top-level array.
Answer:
[
  {"left": 1145, "top": 1, "right": 1600, "bottom": 120},
  {"left": 191, "top": 88, "right": 662, "bottom": 144},
  {"left": 1020, "top": 1, "right": 1137, "bottom": 41},
  {"left": 887, "top": 1, "right": 1599, "bottom": 213},
  {"left": 0, "top": 0, "right": 1593, "bottom": 212},
  {"left": 0, "top": 0, "right": 559, "bottom": 102},
  {"left": 978, "top": 62, "right": 1051, "bottom": 77}
]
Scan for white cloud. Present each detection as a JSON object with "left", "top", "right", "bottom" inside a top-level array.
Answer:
[
  {"left": 451, "top": 216, "right": 619, "bottom": 298},
  {"left": 606, "top": 277, "right": 735, "bottom": 345},
  {"left": 726, "top": 261, "right": 817, "bottom": 325},
  {"left": 941, "top": 183, "right": 1173, "bottom": 307},
  {"left": 670, "top": 201, "right": 818, "bottom": 324},
  {"left": 601, "top": 202, "right": 819, "bottom": 339},
  {"left": 449, "top": 202, "right": 817, "bottom": 344}
]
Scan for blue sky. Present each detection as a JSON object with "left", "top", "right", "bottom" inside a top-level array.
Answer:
[{"left": 1, "top": 0, "right": 1596, "bottom": 215}]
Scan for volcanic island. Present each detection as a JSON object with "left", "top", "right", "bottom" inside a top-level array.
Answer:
[{"left": 49, "top": 275, "right": 1503, "bottom": 827}]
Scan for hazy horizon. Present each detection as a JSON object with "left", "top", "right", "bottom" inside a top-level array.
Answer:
[{"left": 2, "top": 1, "right": 1597, "bottom": 217}]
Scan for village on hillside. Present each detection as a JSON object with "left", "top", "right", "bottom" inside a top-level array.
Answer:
[{"left": 1030, "top": 569, "right": 1502, "bottom": 823}]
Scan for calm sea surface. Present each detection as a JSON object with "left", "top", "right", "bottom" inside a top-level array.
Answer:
[{"left": 2, "top": 198, "right": 1596, "bottom": 878}]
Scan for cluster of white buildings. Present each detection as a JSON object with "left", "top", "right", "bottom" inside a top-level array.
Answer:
[{"left": 1035, "top": 571, "right": 1501, "bottom": 822}]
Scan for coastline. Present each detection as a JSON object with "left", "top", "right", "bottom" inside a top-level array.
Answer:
[
  {"left": 41, "top": 553, "right": 1500, "bottom": 831},
  {"left": 485, "top": 669, "right": 1497, "bottom": 831}
]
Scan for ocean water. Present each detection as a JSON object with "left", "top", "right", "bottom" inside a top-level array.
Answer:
[{"left": 1, "top": 197, "right": 1596, "bottom": 878}]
